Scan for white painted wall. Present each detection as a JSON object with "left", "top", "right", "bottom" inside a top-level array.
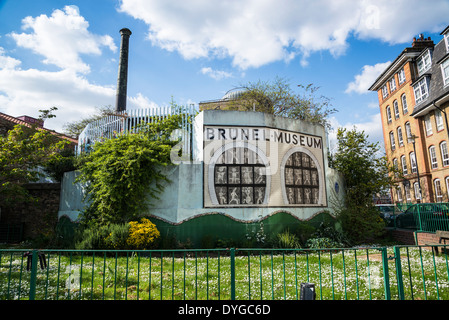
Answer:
[{"left": 58, "top": 110, "right": 345, "bottom": 224}]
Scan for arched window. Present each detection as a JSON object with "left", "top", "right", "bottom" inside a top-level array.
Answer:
[
  {"left": 401, "top": 155, "right": 408, "bottom": 175},
  {"left": 393, "top": 100, "right": 400, "bottom": 119},
  {"left": 434, "top": 179, "right": 443, "bottom": 202},
  {"left": 281, "top": 149, "right": 321, "bottom": 205},
  {"left": 409, "top": 152, "right": 417, "bottom": 174},
  {"left": 396, "top": 186, "right": 403, "bottom": 202},
  {"left": 440, "top": 141, "right": 449, "bottom": 166},
  {"left": 446, "top": 177, "right": 449, "bottom": 201},
  {"left": 386, "top": 106, "right": 392, "bottom": 123},
  {"left": 405, "top": 184, "right": 412, "bottom": 202},
  {"left": 209, "top": 143, "right": 269, "bottom": 206},
  {"left": 429, "top": 145, "right": 438, "bottom": 169},
  {"left": 397, "top": 127, "right": 404, "bottom": 146},
  {"left": 390, "top": 131, "right": 396, "bottom": 151},
  {"left": 401, "top": 94, "right": 408, "bottom": 114},
  {"left": 405, "top": 122, "right": 412, "bottom": 142},
  {"left": 414, "top": 182, "right": 421, "bottom": 201}
]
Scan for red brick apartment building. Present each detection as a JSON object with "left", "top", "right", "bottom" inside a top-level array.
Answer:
[{"left": 369, "top": 25, "right": 449, "bottom": 204}]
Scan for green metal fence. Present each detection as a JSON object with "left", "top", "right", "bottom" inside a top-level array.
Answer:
[
  {"left": 392, "top": 203, "right": 449, "bottom": 232},
  {"left": 1, "top": 246, "right": 448, "bottom": 300},
  {"left": 0, "top": 224, "right": 24, "bottom": 243}
]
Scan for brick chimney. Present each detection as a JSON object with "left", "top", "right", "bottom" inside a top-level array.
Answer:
[
  {"left": 16, "top": 116, "right": 44, "bottom": 128},
  {"left": 115, "top": 28, "right": 132, "bottom": 112},
  {"left": 412, "top": 34, "right": 434, "bottom": 49}
]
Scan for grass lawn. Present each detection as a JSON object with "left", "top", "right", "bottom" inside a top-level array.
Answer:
[{"left": 1, "top": 247, "right": 449, "bottom": 300}]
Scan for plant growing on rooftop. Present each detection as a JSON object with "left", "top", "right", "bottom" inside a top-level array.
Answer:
[{"left": 229, "top": 77, "right": 337, "bottom": 129}]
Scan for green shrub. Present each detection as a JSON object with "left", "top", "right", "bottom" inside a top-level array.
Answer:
[
  {"left": 76, "top": 114, "right": 186, "bottom": 226},
  {"left": 305, "top": 237, "right": 344, "bottom": 249},
  {"left": 276, "top": 229, "right": 301, "bottom": 248},
  {"left": 293, "top": 221, "right": 316, "bottom": 246},
  {"left": 75, "top": 223, "right": 129, "bottom": 250},
  {"left": 105, "top": 223, "right": 130, "bottom": 249},
  {"left": 313, "top": 222, "right": 350, "bottom": 247},
  {"left": 75, "top": 218, "right": 161, "bottom": 250}
]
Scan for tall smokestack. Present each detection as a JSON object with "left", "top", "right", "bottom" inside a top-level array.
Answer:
[{"left": 115, "top": 28, "right": 132, "bottom": 112}]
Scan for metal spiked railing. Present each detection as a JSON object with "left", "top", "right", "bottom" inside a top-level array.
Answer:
[{"left": 1, "top": 245, "right": 448, "bottom": 300}]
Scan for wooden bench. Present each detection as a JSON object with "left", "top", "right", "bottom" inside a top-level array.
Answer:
[{"left": 426, "top": 230, "right": 449, "bottom": 255}]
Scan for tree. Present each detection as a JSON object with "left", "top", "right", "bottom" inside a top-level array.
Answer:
[
  {"left": 0, "top": 108, "right": 69, "bottom": 207},
  {"left": 76, "top": 113, "right": 185, "bottom": 227},
  {"left": 229, "top": 77, "right": 337, "bottom": 129},
  {"left": 330, "top": 127, "right": 396, "bottom": 243},
  {"left": 62, "top": 105, "right": 115, "bottom": 138}
]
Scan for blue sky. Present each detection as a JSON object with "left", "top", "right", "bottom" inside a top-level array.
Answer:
[{"left": 0, "top": 0, "right": 448, "bottom": 151}]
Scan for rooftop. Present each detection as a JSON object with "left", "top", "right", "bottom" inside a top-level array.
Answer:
[{"left": 0, "top": 112, "right": 78, "bottom": 144}]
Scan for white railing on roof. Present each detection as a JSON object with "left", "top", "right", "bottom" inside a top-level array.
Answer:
[{"left": 77, "top": 105, "right": 196, "bottom": 156}]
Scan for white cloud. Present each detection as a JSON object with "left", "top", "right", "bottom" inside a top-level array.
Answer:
[
  {"left": 128, "top": 93, "right": 159, "bottom": 110},
  {"left": 345, "top": 61, "right": 391, "bottom": 94},
  {"left": 0, "top": 48, "right": 21, "bottom": 69},
  {"left": 119, "top": 0, "right": 449, "bottom": 69},
  {"left": 9, "top": 5, "right": 117, "bottom": 74},
  {"left": 0, "top": 56, "right": 154, "bottom": 134},
  {"left": 200, "top": 67, "right": 232, "bottom": 80},
  {"left": 355, "top": 0, "right": 449, "bottom": 44},
  {"left": 328, "top": 113, "right": 385, "bottom": 154},
  {"left": 0, "top": 7, "right": 157, "bottom": 133},
  {"left": 0, "top": 61, "right": 115, "bottom": 131}
]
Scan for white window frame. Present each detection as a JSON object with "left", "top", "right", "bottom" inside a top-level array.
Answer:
[
  {"left": 386, "top": 106, "right": 392, "bottom": 123},
  {"left": 414, "top": 182, "right": 421, "bottom": 201},
  {"left": 434, "top": 179, "right": 443, "bottom": 202},
  {"left": 389, "top": 77, "right": 396, "bottom": 92},
  {"left": 424, "top": 114, "right": 433, "bottom": 136},
  {"left": 382, "top": 84, "right": 388, "bottom": 99},
  {"left": 397, "top": 127, "right": 404, "bottom": 147},
  {"left": 413, "top": 77, "right": 429, "bottom": 104},
  {"left": 441, "top": 58, "right": 449, "bottom": 87},
  {"left": 429, "top": 145, "right": 438, "bottom": 169},
  {"left": 410, "top": 152, "right": 417, "bottom": 174},
  {"left": 390, "top": 131, "right": 396, "bottom": 151},
  {"left": 396, "top": 186, "right": 403, "bottom": 202},
  {"left": 398, "top": 67, "right": 406, "bottom": 84},
  {"left": 401, "top": 155, "right": 408, "bottom": 175},
  {"left": 417, "top": 50, "right": 432, "bottom": 75},
  {"left": 393, "top": 100, "right": 400, "bottom": 119},
  {"left": 446, "top": 177, "right": 449, "bottom": 201},
  {"left": 401, "top": 94, "right": 408, "bottom": 114},
  {"left": 441, "top": 141, "right": 449, "bottom": 166},
  {"left": 405, "top": 184, "right": 412, "bottom": 202},
  {"left": 405, "top": 122, "right": 412, "bottom": 142},
  {"left": 436, "top": 109, "right": 444, "bottom": 131}
]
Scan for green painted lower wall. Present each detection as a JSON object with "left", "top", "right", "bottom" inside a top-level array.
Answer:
[
  {"left": 151, "top": 211, "right": 335, "bottom": 248},
  {"left": 55, "top": 211, "right": 336, "bottom": 249}
]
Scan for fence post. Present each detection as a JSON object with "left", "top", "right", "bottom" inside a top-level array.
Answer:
[
  {"left": 394, "top": 246, "right": 405, "bottom": 300},
  {"left": 381, "top": 247, "right": 391, "bottom": 300},
  {"left": 230, "top": 248, "right": 235, "bottom": 300},
  {"left": 417, "top": 204, "right": 423, "bottom": 231},
  {"left": 29, "top": 250, "right": 38, "bottom": 300}
]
